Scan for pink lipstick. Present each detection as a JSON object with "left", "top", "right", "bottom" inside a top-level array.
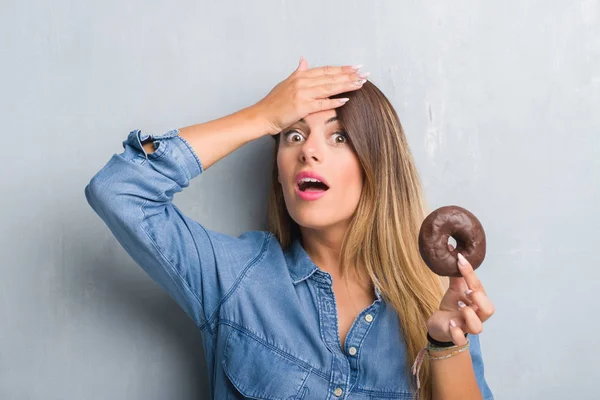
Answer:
[{"left": 294, "top": 170, "right": 329, "bottom": 201}]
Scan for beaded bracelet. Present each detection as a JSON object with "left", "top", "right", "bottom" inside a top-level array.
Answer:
[
  {"left": 428, "top": 340, "right": 470, "bottom": 360},
  {"left": 427, "top": 343, "right": 459, "bottom": 352},
  {"left": 411, "top": 339, "right": 471, "bottom": 390}
]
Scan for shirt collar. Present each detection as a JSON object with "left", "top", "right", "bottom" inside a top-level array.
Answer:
[
  {"left": 283, "top": 237, "right": 383, "bottom": 301},
  {"left": 284, "top": 237, "right": 319, "bottom": 284}
]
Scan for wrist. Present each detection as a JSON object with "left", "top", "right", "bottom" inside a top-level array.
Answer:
[
  {"left": 241, "top": 104, "right": 279, "bottom": 138},
  {"left": 427, "top": 331, "right": 468, "bottom": 348}
]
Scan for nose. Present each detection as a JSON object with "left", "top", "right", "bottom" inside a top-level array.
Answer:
[{"left": 298, "top": 134, "right": 322, "bottom": 164}]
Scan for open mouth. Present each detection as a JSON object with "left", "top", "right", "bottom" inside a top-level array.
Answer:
[{"left": 297, "top": 179, "right": 330, "bottom": 192}]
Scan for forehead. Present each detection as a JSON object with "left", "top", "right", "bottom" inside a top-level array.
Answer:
[{"left": 297, "top": 110, "right": 340, "bottom": 127}]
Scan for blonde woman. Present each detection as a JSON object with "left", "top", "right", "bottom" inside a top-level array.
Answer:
[{"left": 85, "top": 57, "right": 494, "bottom": 399}]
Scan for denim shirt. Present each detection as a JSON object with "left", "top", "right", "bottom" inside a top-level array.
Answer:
[{"left": 85, "top": 128, "right": 494, "bottom": 400}]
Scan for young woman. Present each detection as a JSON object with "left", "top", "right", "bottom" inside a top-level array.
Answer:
[{"left": 85, "top": 57, "right": 494, "bottom": 399}]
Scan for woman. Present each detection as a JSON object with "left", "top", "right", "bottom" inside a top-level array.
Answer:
[{"left": 85, "top": 57, "right": 494, "bottom": 399}]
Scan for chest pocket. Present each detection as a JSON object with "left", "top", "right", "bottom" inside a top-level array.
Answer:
[{"left": 222, "top": 328, "right": 311, "bottom": 400}]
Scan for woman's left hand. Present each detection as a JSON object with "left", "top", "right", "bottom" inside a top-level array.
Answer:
[{"left": 426, "top": 245, "right": 495, "bottom": 346}]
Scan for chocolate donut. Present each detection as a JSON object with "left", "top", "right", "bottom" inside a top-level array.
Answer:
[{"left": 418, "top": 205, "right": 486, "bottom": 277}]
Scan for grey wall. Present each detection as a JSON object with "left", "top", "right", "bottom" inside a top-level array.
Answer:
[{"left": 2, "top": 1, "right": 598, "bottom": 399}]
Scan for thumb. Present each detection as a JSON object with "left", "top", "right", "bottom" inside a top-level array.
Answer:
[{"left": 296, "top": 56, "right": 308, "bottom": 72}]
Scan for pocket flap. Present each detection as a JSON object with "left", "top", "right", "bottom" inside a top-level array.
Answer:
[{"left": 222, "top": 329, "right": 311, "bottom": 400}]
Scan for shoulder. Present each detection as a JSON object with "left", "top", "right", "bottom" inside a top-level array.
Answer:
[{"left": 206, "top": 229, "right": 280, "bottom": 262}]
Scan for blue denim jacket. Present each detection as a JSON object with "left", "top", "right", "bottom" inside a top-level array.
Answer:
[{"left": 85, "top": 128, "right": 494, "bottom": 399}]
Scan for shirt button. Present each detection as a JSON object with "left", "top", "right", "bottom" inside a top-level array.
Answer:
[
  {"left": 348, "top": 346, "right": 357, "bottom": 355},
  {"left": 365, "top": 313, "right": 374, "bottom": 322},
  {"left": 334, "top": 387, "right": 343, "bottom": 397}
]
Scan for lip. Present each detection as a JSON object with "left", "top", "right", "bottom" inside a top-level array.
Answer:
[
  {"left": 295, "top": 171, "right": 329, "bottom": 187},
  {"left": 294, "top": 170, "right": 329, "bottom": 201},
  {"left": 294, "top": 185, "right": 328, "bottom": 201}
]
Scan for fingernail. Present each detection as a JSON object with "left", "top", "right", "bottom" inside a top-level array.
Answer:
[
  {"left": 351, "top": 64, "right": 363, "bottom": 70},
  {"left": 338, "top": 98, "right": 350, "bottom": 103},
  {"left": 299, "top": 56, "right": 304, "bottom": 66},
  {"left": 457, "top": 253, "right": 468, "bottom": 267},
  {"left": 450, "top": 320, "right": 457, "bottom": 328},
  {"left": 465, "top": 289, "right": 473, "bottom": 296},
  {"left": 357, "top": 71, "right": 371, "bottom": 79},
  {"left": 458, "top": 301, "right": 466, "bottom": 309},
  {"left": 355, "top": 79, "right": 367, "bottom": 86}
]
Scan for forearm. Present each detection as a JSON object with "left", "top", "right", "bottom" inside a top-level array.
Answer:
[
  {"left": 430, "top": 347, "right": 483, "bottom": 400},
  {"left": 143, "top": 106, "right": 273, "bottom": 170}
]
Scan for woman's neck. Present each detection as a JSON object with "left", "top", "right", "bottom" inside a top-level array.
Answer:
[{"left": 299, "top": 224, "right": 348, "bottom": 279}]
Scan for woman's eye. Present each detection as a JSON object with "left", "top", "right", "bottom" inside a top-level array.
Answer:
[
  {"left": 284, "top": 131, "right": 304, "bottom": 142},
  {"left": 332, "top": 131, "right": 348, "bottom": 144}
]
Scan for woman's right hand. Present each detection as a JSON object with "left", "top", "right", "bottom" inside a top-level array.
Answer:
[{"left": 253, "top": 57, "right": 369, "bottom": 135}]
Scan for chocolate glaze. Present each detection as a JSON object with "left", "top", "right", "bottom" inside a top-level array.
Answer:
[{"left": 418, "top": 205, "right": 486, "bottom": 277}]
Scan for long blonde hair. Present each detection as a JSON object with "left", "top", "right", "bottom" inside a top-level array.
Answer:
[{"left": 267, "top": 80, "right": 447, "bottom": 399}]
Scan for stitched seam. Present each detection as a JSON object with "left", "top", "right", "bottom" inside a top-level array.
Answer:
[
  {"left": 222, "top": 327, "right": 308, "bottom": 400},
  {"left": 351, "top": 386, "right": 412, "bottom": 398},
  {"left": 218, "top": 320, "right": 330, "bottom": 381},
  {"left": 292, "top": 267, "right": 318, "bottom": 285},
  {"left": 326, "top": 282, "right": 352, "bottom": 399},
  {"left": 148, "top": 141, "right": 168, "bottom": 160},
  {"left": 348, "top": 304, "right": 380, "bottom": 394},
  {"left": 139, "top": 198, "right": 205, "bottom": 326},
  {"left": 297, "top": 372, "right": 311, "bottom": 400},
  {"left": 200, "top": 232, "right": 272, "bottom": 332},
  {"left": 175, "top": 135, "right": 204, "bottom": 173},
  {"left": 314, "top": 283, "right": 340, "bottom": 397},
  {"left": 224, "top": 328, "right": 309, "bottom": 376}
]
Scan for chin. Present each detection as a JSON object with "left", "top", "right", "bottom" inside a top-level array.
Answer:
[{"left": 288, "top": 208, "right": 350, "bottom": 231}]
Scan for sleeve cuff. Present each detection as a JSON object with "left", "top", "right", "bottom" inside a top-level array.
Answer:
[{"left": 123, "top": 128, "right": 204, "bottom": 180}]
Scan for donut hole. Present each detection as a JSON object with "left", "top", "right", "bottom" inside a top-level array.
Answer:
[{"left": 447, "top": 236, "right": 457, "bottom": 251}]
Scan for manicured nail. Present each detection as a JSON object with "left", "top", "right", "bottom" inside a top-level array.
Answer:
[
  {"left": 351, "top": 64, "right": 363, "bottom": 70},
  {"left": 457, "top": 253, "right": 468, "bottom": 267},
  {"left": 357, "top": 71, "right": 371, "bottom": 79},
  {"left": 338, "top": 98, "right": 350, "bottom": 103},
  {"left": 465, "top": 289, "right": 473, "bottom": 296},
  {"left": 458, "top": 301, "right": 466, "bottom": 309},
  {"left": 355, "top": 79, "right": 367, "bottom": 86},
  {"left": 450, "top": 320, "right": 457, "bottom": 328}
]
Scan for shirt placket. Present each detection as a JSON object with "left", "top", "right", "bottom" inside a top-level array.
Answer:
[
  {"left": 343, "top": 301, "right": 381, "bottom": 393},
  {"left": 314, "top": 271, "right": 350, "bottom": 399},
  {"left": 312, "top": 270, "right": 381, "bottom": 400}
]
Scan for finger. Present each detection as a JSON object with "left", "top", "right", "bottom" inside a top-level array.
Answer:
[
  {"left": 308, "top": 97, "right": 352, "bottom": 113},
  {"left": 447, "top": 244, "right": 467, "bottom": 291},
  {"left": 291, "top": 72, "right": 361, "bottom": 92},
  {"left": 465, "top": 289, "right": 495, "bottom": 322},
  {"left": 295, "top": 56, "right": 309, "bottom": 73},
  {"left": 458, "top": 301, "right": 484, "bottom": 334},
  {"left": 306, "top": 79, "right": 366, "bottom": 100},
  {"left": 457, "top": 253, "right": 484, "bottom": 292},
  {"left": 448, "top": 276, "right": 467, "bottom": 292},
  {"left": 303, "top": 71, "right": 365, "bottom": 88},
  {"left": 449, "top": 320, "right": 468, "bottom": 346},
  {"left": 303, "top": 64, "right": 359, "bottom": 77},
  {"left": 453, "top": 288, "right": 475, "bottom": 307}
]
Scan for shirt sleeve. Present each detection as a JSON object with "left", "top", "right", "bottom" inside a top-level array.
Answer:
[
  {"left": 468, "top": 333, "right": 494, "bottom": 399},
  {"left": 84, "top": 128, "right": 269, "bottom": 329}
]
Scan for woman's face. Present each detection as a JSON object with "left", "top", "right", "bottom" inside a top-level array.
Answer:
[{"left": 277, "top": 109, "right": 363, "bottom": 232}]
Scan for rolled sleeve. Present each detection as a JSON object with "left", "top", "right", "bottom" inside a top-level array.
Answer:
[
  {"left": 122, "top": 128, "right": 203, "bottom": 180},
  {"left": 85, "top": 128, "right": 266, "bottom": 329}
]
